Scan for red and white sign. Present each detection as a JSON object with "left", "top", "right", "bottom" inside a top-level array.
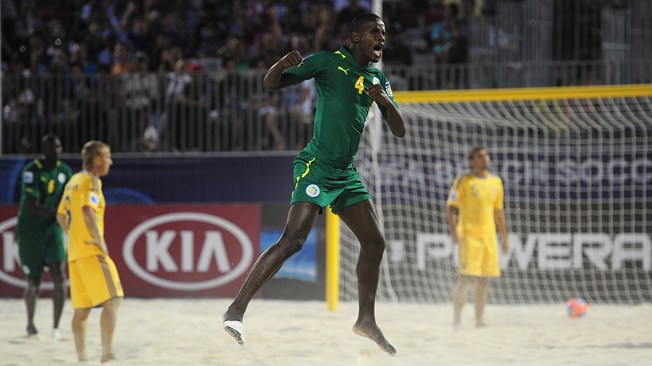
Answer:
[{"left": 0, "top": 204, "right": 260, "bottom": 297}]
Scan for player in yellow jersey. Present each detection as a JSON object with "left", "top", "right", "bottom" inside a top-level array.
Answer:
[
  {"left": 57, "top": 141, "right": 123, "bottom": 363},
  {"left": 447, "top": 146, "right": 509, "bottom": 328}
]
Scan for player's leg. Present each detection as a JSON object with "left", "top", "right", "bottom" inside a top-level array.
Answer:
[
  {"left": 337, "top": 200, "right": 396, "bottom": 355},
  {"left": 18, "top": 226, "right": 44, "bottom": 336},
  {"left": 224, "top": 202, "right": 320, "bottom": 322},
  {"left": 72, "top": 308, "right": 91, "bottom": 361},
  {"left": 100, "top": 297, "right": 122, "bottom": 363},
  {"left": 474, "top": 236, "right": 499, "bottom": 328},
  {"left": 24, "top": 275, "right": 41, "bottom": 336},
  {"left": 473, "top": 277, "right": 489, "bottom": 327},
  {"left": 453, "top": 275, "right": 472, "bottom": 326},
  {"left": 48, "top": 260, "right": 66, "bottom": 338}
]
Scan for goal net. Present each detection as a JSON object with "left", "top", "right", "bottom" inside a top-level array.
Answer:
[{"left": 339, "top": 84, "right": 652, "bottom": 304}]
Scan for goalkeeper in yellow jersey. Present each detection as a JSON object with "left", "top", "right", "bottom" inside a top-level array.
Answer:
[{"left": 446, "top": 146, "right": 509, "bottom": 328}]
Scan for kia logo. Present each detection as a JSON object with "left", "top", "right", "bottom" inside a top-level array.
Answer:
[{"left": 123, "top": 212, "right": 254, "bottom": 291}]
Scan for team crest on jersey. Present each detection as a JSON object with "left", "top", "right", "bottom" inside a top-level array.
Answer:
[
  {"left": 449, "top": 192, "right": 458, "bottom": 202},
  {"left": 58, "top": 172, "right": 67, "bottom": 184},
  {"left": 23, "top": 171, "right": 34, "bottom": 184},
  {"left": 90, "top": 193, "right": 100, "bottom": 205},
  {"left": 306, "top": 184, "right": 320, "bottom": 198}
]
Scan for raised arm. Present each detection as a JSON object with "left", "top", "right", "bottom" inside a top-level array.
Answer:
[{"left": 263, "top": 50, "right": 304, "bottom": 92}]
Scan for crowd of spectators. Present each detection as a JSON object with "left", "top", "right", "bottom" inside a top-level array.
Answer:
[
  {"left": 1, "top": 0, "right": 481, "bottom": 76},
  {"left": 1, "top": 0, "right": 609, "bottom": 153}
]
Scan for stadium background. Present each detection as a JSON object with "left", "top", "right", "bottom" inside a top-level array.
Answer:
[{"left": 1, "top": 0, "right": 651, "bottom": 305}]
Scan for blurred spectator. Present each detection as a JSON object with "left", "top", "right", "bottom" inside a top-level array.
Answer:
[
  {"left": 123, "top": 52, "right": 160, "bottom": 151},
  {"left": 247, "top": 57, "right": 285, "bottom": 151},
  {"left": 281, "top": 35, "right": 315, "bottom": 150},
  {"left": 129, "top": 17, "right": 156, "bottom": 65},
  {"left": 312, "top": 4, "right": 336, "bottom": 52},
  {"left": 111, "top": 43, "right": 133, "bottom": 74},
  {"left": 334, "top": 0, "right": 367, "bottom": 49},
  {"left": 211, "top": 56, "right": 245, "bottom": 151},
  {"left": 2, "top": 58, "right": 35, "bottom": 153},
  {"left": 162, "top": 59, "right": 209, "bottom": 151},
  {"left": 553, "top": 0, "right": 602, "bottom": 61},
  {"left": 429, "top": 2, "right": 459, "bottom": 65}
]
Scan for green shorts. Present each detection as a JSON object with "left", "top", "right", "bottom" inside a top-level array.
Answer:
[
  {"left": 17, "top": 218, "right": 66, "bottom": 279},
  {"left": 291, "top": 151, "right": 371, "bottom": 214}
]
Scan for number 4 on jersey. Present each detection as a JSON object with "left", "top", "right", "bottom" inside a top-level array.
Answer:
[{"left": 355, "top": 76, "right": 365, "bottom": 94}]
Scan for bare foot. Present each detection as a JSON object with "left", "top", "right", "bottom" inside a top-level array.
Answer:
[
  {"left": 101, "top": 353, "right": 117, "bottom": 363},
  {"left": 352, "top": 322, "right": 396, "bottom": 356},
  {"left": 475, "top": 321, "right": 487, "bottom": 328},
  {"left": 26, "top": 324, "right": 38, "bottom": 337},
  {"left": 453, "top": 322, "right": 461, "bottom": 331}
]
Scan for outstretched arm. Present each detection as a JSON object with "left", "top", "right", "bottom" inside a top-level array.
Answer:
[
  {"left": 263, "top": 50, "right": 304, "bottom": 91},
  {"left": 367, "top": 85, "right": 406, "bottom": 137}
]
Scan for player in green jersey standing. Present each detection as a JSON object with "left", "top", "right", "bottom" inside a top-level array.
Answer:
[
  {"left": 17, "top": 134, "right": 73, "bottom": 339},
  {"left": 224, "top": 13, "right": 405, "bottom": 355}
]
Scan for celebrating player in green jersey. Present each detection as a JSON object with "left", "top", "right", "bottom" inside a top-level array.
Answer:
[
  {"left": 17, "top": 134, "right": 73, "bottom": 339},
  {"left": 224, "top": 13, "right": 405, "bottom": 355}
]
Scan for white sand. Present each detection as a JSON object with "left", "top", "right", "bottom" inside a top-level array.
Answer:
[{"left": 1, "top": 298, "right": 650, "bottom": 366}]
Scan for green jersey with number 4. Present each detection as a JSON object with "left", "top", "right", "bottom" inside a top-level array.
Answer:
[{"left": 283, "top": 47, "right": 399, "bottom": 167}]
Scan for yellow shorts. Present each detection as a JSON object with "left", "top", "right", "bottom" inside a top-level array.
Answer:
[
  {"left": 458, "top": 232, "right": 500, "bottom": 277},
  {"left": 69, "top": 255, "right": 124, "bottom": 309}
]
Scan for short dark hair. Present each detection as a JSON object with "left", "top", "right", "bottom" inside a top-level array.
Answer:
[
  {"left": 350, "top": 12, "right": 381, "bottom": 34},
  {"left": 467, "top": 146, "right": 487, "bottom": 160},
  {"left": 41, "top": 134, "right": 60, "bottom": 153},
  {"left": 42, "top": 134, "right": 59, "bottom": 146}
]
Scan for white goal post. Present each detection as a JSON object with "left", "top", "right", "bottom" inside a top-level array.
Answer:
[{"left": 338, "top": 84, "right": 652, "bottom": 304}]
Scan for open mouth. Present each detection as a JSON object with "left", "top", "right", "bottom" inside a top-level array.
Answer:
[{"left": 373, "top": 44, "right": 383, "bottom": 57}]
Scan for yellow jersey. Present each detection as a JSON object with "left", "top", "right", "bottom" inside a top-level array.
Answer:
[
  {"left": 57, "top": 171, "right": 106, "bottom": 261},
  {"left": 447, "top": 173, "right": 504, "bottom": 235}
]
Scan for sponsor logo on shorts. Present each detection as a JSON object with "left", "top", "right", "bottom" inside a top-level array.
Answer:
[
  {"left": 306, "top": 184, "right": 320, "bottom": 197},
  {"left": 23, "top": 172, "right": 34, "bottom": 184},
  {"left": 58, "top": 173, "right": 67, "bottom": 184}
]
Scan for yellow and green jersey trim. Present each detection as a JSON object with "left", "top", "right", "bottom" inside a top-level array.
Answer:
[{"left": 292, "top": 156, "right": 316, "bottom": 198}]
